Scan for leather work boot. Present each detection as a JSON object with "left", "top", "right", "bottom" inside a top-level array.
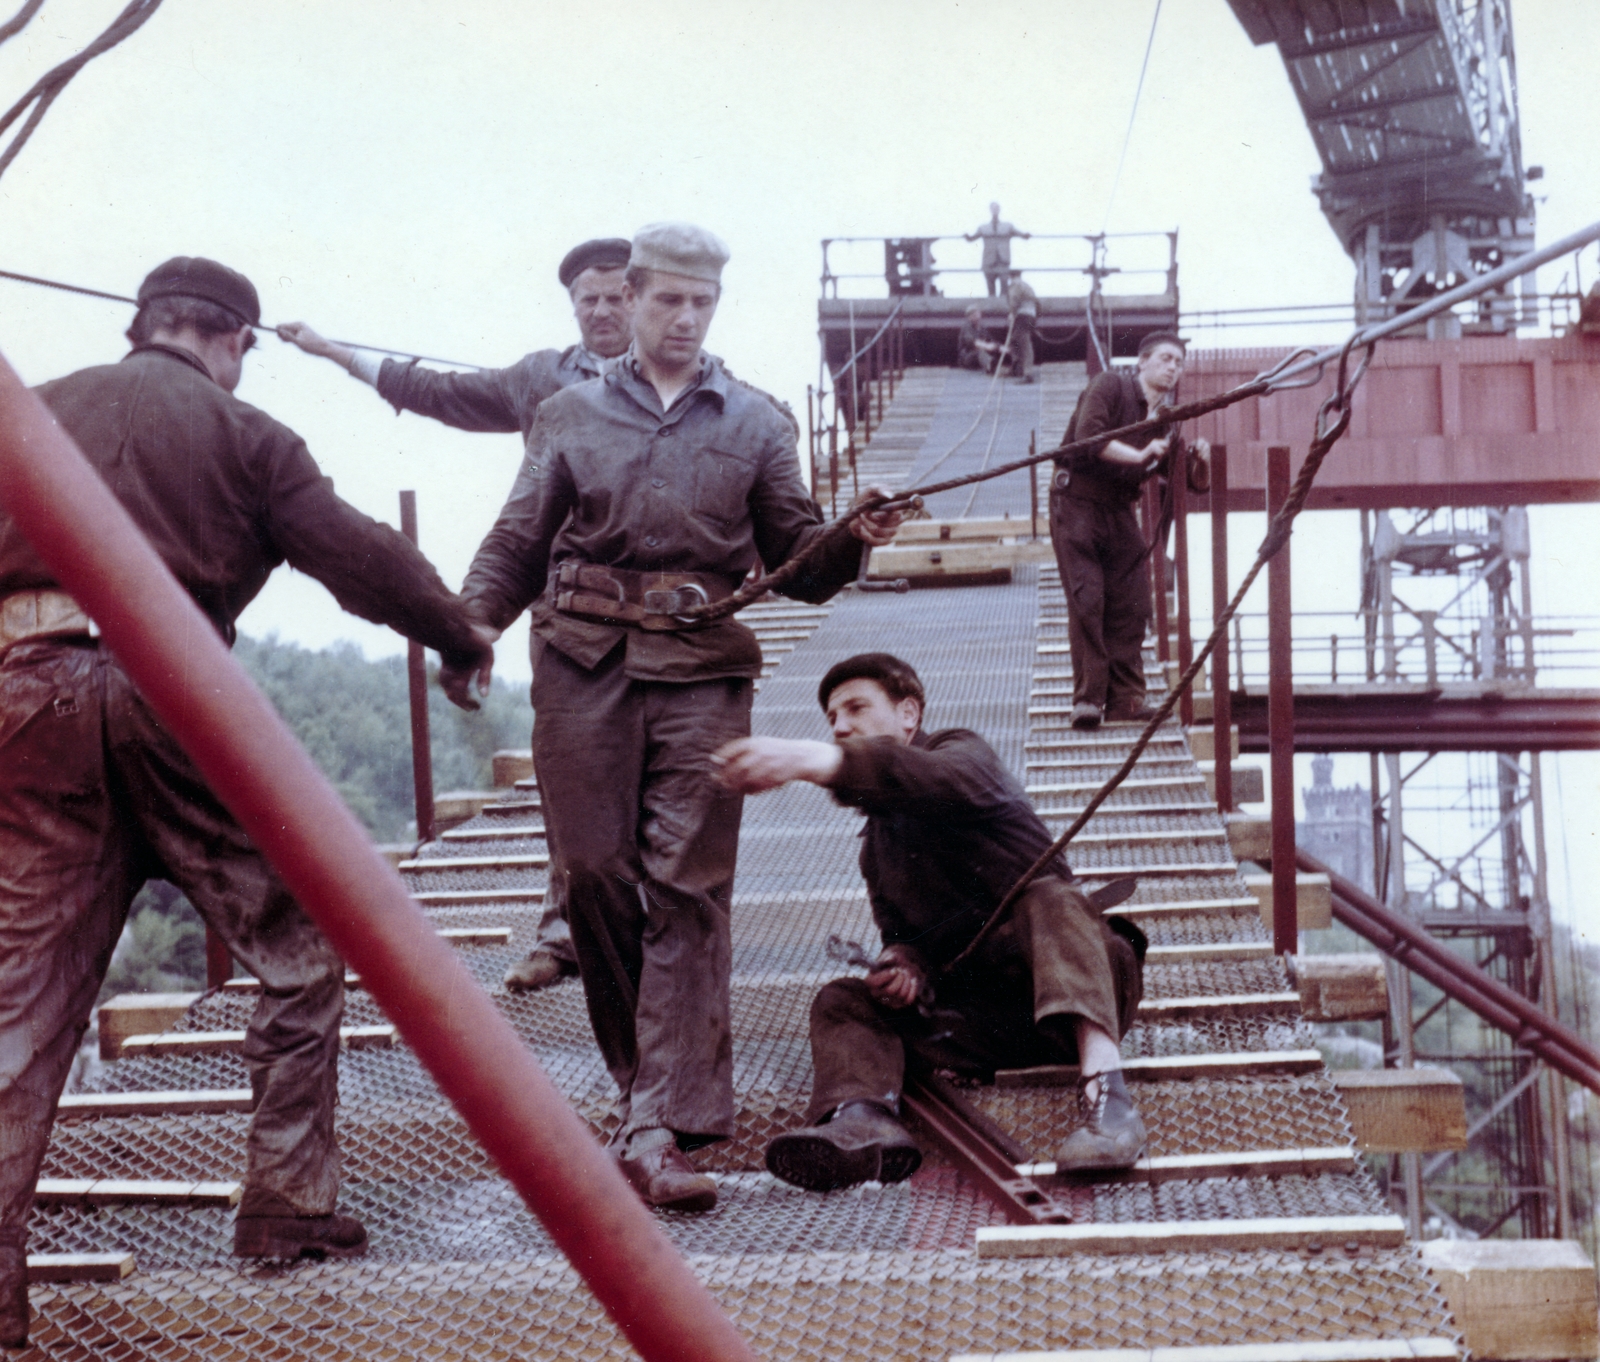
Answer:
[
  {"left": 618, "top": 1136, "right": 718, "bottom": 1214},
  {"left": 1069, "top": 702, "right": 1102, "bottom": 730},
  {"left": 503, "top": 950, "right": 578, "bottom": 992},
  {"left": 0, "top": 1244, "right": 27, "bottom": 1350},
  {"left": 234, "top": 1210, "right": 369, "bottom": 1260},
  {"left": 1055, "top": 1069, "right": 1147, "bottom": 1172},
  {"left": 1106, "top": 703, "right": 1157, "bottom": 724},
  {"left": 765, "top": 1099, "right": 922, "bottom": 1192}
]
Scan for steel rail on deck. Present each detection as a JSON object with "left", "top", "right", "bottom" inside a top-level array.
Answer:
[
  {"left": 1297, "top": 848, "right": 1600, "bottom": 1096},
  {"left": 0, "top": 357, "right": 758, "bottom": 1362}
]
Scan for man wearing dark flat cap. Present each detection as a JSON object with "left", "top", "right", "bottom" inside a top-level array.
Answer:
[
  {"left": 0, "top": 256, "right": 495, "bottom": 1347},
  {"left": 449, "top": 222, "right": 905, "bottom": 1215},
  {"left": 281, "top": 236, "right": 637, "bottom": 994}
]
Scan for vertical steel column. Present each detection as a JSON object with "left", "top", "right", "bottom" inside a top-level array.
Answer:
[
  {"left": 1173, "top": 453, "right": 1193, "bottom": 729},
  {"left": 1266, "top": 446, "right": 1296, "bottom": 956},
  {"left": 1149, "top": 479, "right": 1169, "bottom": 664},
  {"left": 0, "top": 355, "right": 759, "bottom": 1362},
  {"left": 400, "top": 491, "right": 437, "bottom": 846},
  {"left": 1028, "top": 432, "right": 1039, "bottom": 542},
  {"left": 1382, "top": 749, "right": 1423, "bottom": 1238},
  {"left": 1530, "top": 750, "right": 1574, "bottom": 1237},
  {"left": 1210, "top": 445, "right": 1233, "bottom": 814}
]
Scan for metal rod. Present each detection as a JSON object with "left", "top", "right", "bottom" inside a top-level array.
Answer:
[
  {"left": 1266, "top": 447, "right": 1295, "bottom": 956},
  {"left": 1174, "top": 451, "right": 1193, "bottom": 730},
  {"left": 1150, "top": 478, "right": 1169, "bottom": 666},
  {"left": 0, "top": 353, "right": 759, "bottom": 1362},
  {"left": 399, "top": 491, "right": 437, "bottom": 846},
  {"left": 1028, "top": 430, "right": 1039, "bottom": 541},
  {"left": 1210, "top": 445, "right": 1233, "bottom": 814}
]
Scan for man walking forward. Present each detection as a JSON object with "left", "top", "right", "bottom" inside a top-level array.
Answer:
[{"left": 447, "top": 224, "right": 901, "bottom": 1212}]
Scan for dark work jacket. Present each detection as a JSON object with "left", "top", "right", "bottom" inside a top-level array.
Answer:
[
  {"left": 5, "top": 346, "right": 483, "bottom": 664},
  {"left": 1058, "top": 370, "right": 1168, "bottom": 505},
  {"left": 831, "top": 727, "right": 1074, "bottom": 970},
  {"left": 375, "top": 345, "right": 606, "bottom": 454},
  {"left": 462, "top": 351, "right": 859, "bottom": 682}
]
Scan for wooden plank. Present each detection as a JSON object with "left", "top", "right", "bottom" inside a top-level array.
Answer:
[
  {"left": 1027, "top": 779, "right": 1207, "bottom": 796},
  {"left": 1111, "top": 898, "right": 1261, "bottom": 918},
  {"left": 1330, "top": 1068, "right": 1468, "bottom": 1153},
  {"left": 1145, "top": 943, "right": 1273, "bottom": 964},
  {"left": 994, "top": 1050, "right": 1325, "bottom": 1087},
  {"left": 438, "top": 926, "right": 513, "bottom": 946},
  {"left": 412, "top": 890, "right": 542, "bottom": 906},
  {"left": 1226, "top": 813, "right": 1273, "bottom": 863},
  {"left": 1016, "top": 1146, "right": 1356, "bottom": 1183},
  {"left": 490, "top": 750, "right": 533, "bottom": 788},
  {"left": 950, "top": 1339, "right": 1457, "bottom": 1362},
  {"left": 1186, "top": 725, "right": 1241, "bottom": 761},
  {"left": 1244, "top": 873, "right": 1334, "bottom": 931},
  {"left": 1203, "top": 761, "right": 1264, "bottom": 804},
  {"left": 1137, "top": 992, "right": 1302, "bottom": 1023},
  {"left": 432, "top": 789, "right": 501, "bottom": 830},
  {"left": 1420, "top": 1239, "right": 1598, "bottom": 1362},
  {"left": 35, "top": 1179, "right": 241, "bottom": 1208},
  {"left": 120, "top": 1025, "right": 394, "bottom": 1059},
  {"left": 398, "top": 854, "right": 547, "bottom": 872},
  {"left": 26, "top": 1253, "right": 135, "bottom": 1283},
  {"left": 1294, "top": 954, "right": 1389, "bottom": 1022},
  {"left": 56, "top": 1089, "right": 253, "bottom": 1118},
  {"left": 97, "top": 993, "right": 201, "bottom": 1062},
  {"left": 442, "top": 823, "right": 544, "bottom": 842},
  {"left": 976, "top": 1213, "right": 1406, "bottom": 1258}
]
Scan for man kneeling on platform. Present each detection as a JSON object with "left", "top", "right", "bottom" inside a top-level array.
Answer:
[{"left": 713, "top": 652, "right": 1147, "bottom": 1191}]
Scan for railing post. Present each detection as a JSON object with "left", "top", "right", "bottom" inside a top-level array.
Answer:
[
  {"left": 1266, "top": 445, "right": 1296, "bottom": 956},
  {"left": 828, "top": 410, "right": 839, "bottom": 519},
  {"left": 1174, "top": 452, "right": 1193, "bottom": 729},
  {"left": 1210, "top": 445, "right": 1233, "bottom": 814},
  {"left": 400, "top": 491, "right": 437, "bottom": 846}
]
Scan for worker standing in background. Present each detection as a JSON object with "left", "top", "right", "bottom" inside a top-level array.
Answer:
[
  {"left": 966, "top": 202, "right": 1031, "bottom": 297},
  {"left": 1004, "top": 272, "right": 1039, "bottom": 383},
  {"left": 279, "top": 236, "right": 636, "bottom": 994}
]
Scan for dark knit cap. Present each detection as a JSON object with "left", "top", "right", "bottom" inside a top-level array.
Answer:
[
  {"left": 1137, "top": 330, "right": 1186, "bottom": 357},
  {"left": 137, "top": 257, "right": 260, "bottom": 327},
  {"left": 559, "top": 238, "right": 632, "bottom": 289},
  {"left": 817, "top": 652, "right": 926, "bottom": 713}
]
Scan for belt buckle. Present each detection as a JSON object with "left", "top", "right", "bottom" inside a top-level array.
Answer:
[{"left": 642, "top": 582, "right": 710, "bottom": 622}]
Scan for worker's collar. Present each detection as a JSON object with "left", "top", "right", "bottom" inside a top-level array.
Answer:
[
  {"left": 125, "top": 342, "right": 215, "bottom": 382},
  {"left": 613, "top": 347, "right": 724, "bottom": 415}
]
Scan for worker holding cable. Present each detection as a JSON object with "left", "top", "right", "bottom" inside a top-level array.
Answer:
[
  {"left": 713, "top": 652, "right": 1147, "bottom": 1190},
  {"left": 1050, "top": 331, "right": 1209, "bottom": 729},
  {"left": 0, "top": 257, "right": 494, "bottom": 1346},
  {"left": 277, "top": 235, "right": 637, "bottom": 996}
]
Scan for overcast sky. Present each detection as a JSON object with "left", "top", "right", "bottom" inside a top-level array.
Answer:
[{"left": 0, "top": 2, "right": 1595, "bottom": 927}]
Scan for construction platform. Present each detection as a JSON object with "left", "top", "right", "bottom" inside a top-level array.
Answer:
[{"left": 34, "top": 364, "right": 1479, "bottom": 1359}]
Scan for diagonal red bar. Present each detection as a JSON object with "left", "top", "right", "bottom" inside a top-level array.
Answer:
[{"left": 0, "top": 354, "right": 758, "bottom": 1362}]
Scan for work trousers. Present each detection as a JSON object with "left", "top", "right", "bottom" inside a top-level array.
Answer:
[
  {"left": 1006, "top": 314, "right": 1036, "bottom": 381},
  {"left": 0, "top": 641, "right": 344, "bottom": 1260},
  {"left": 806, "top": 878, "right": 1143, "bottom": 1120},
  {"left": 530, "top": 641, "right": 751, "bottom": 1145},
  {"left": 1049, "top": 487, "right": 1151, "bottom": 714}
]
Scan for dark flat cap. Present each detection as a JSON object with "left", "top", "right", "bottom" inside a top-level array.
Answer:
[
  {"left": 137, "top": 257, "right": 260, "bottom": 327},
  {"left": 559, "top": 238, "right": 632, "bottom": 289}
]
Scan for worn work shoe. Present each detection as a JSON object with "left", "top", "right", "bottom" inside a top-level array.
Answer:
[
  {"left": 1070, "top": 702, "right": 1102, "bottom": 730},
  {"left": 765, "top": 1099, "right": 923, "bottom": 1192},
  {"left": 503, "top": 950, "right": 578, "bottom": 992},
  {"left": 0, "top": 1246, "right": 27, "bottom": 1350},
  {"left": 619, "top": 1140, "right": 718, "bottom": 1213},
  {"left": 234, "top": 1211, "right": 370, "bottom": 1260},
  {"left": 1055, "top": 1069, "right": 1147, "bottom": 1172},
  {"left": 1106, "top": 703, "right": 1158, "bottom": 724}
]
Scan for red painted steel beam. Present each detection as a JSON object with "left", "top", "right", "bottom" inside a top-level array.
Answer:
[
  {"left": 1299, "top": 849, "right": 1600, "bottom": 1096},
  {"left": 1210, "top": 445, "right": 1233, "bottom": 813},
  {"left": 399, "top": 491, "right": 437, "bottom": 846},
  {"left": 1266, "top": 447, "right": 1296, "bottom": 955},
  {"left": 0, "top": 356, "right": 758, "bottom": 1362},
  {"left": 1232, "top": 689, "right": 1600, "bottom": 753}
]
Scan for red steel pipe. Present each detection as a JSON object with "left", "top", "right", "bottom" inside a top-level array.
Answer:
[
  {"left": 1209, "top": 445, "right": 1233, "bottom": 814},
  {"left": 1265, "top": 446, "right": 1295, "bottom": 955},
  {"left": 0, "top": 355, "right": 758, "bottom": 1362}
]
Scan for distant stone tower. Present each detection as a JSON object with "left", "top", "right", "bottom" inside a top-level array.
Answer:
[{"left": 1298, "top": 754, "right": 1373, "bottom": 890}]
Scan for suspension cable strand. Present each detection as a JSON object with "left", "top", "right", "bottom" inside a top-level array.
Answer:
[
  {"left": 0, "top": 0, "right": 164, "bottom": 180},
  {"left": 0, "top": 0, "right": 44, "bottom": 48},
  {"left": 1101, "top": 0, "right": 1164, "bottom": 234}
]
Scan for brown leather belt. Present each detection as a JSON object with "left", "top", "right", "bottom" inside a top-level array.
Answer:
[
  {"left": 0, "top": 589, "right": 96, "bottom": 658},
  {"left": 553, "top": 561, "right": 731, "bottom": 632}
]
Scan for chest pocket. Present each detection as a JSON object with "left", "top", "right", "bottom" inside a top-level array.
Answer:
[{"left": 692, "top": 449, "right": 755, "bottom": 526}]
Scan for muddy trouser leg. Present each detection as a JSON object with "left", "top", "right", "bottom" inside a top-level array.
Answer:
[
  {"left": 1016, "top": 878, "right": 1143, "bottom": 1043},
  {"left": 806, "top": 978, "right": 911, "bottom": 1123},
  {"left": 1101, "top": 504, "right": 1153, "bottom": 714},
  {"left": 0, "top": 644, "right": 137, "bottom": 1267},
  {"left": 1013, "top": 315, "right": 1035, "bottom": 380},
  {"left": 530, "top": 874, "right": 576, "bottom": 964},
  {"left": 531, "top": 646, "right": 748, "bottom": 1144},
  {"left": 103, "top": 661, "right": 345, "bottom": 1218},
  {"left": 1050, "top": 492, "right": 1112, "bottom": 709}
]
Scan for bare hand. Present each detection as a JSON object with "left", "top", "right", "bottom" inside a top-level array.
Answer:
[
  {"left": 439, "top": 625, "right": 498, "bottom": 712},
  {"left": 711, "top": 736, "right": 841, "bottom": 793},
  {"left": 849, "top": 482, "right": 905, "bottom": 548},
  {"left": 865, "top": 946, "right": 926, "bottom": 1009},
  {"left": 276, "top": 321, "right": 354, "bottom": 367}
]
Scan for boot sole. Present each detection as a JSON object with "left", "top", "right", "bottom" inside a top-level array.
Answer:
[
  {"left": 766, "top": 1133, "right": 921, "bottom": 1191},
  {"left": 646, "top": 1183, "right": 717, "bottom": 1214},
  {"left": 234, "top": 1226, "right": 370, "bottom": 1260}
]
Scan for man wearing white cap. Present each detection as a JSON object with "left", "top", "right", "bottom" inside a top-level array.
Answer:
[{"left": 447, "top": 223, "right": 903, "bottom": 1212}]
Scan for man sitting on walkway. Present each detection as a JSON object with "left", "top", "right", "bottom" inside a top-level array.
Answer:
[{"left": 713, "top": 652, "right": 1146, "bottom": 1191}]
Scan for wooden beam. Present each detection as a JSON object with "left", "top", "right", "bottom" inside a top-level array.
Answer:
[
  {"left": 1187, "top": 725, "right": 1240, "bottom": 761},
  {"left": 1294, "top": 954, "right": 1390, "bottom": 1022},
  {"left": 1203, "top": 761, "right": 1264, "bottom": 804},
  {"left": 995, "top": 1050, "right": 1325, "bottom": 1086},
  {"left": 1330, "top": 1068, "right": 1468, "bottom": 1153},
  {"left": 35, "top": 1179, "right": 241, "bottom": 1208},
  {"left": 399, "top": 854, "right": 547, "bottom": 873},
  {"left": 56, "top": 1089, "right": 253, "bottom": 1118},
  {"left": 1244, "top": 873, "right": 1333, "bottom": 931},
  {"left": 1226, "top": 813, "right": 1273, "bottom": 863},
  {"left": 950, "top": 1340, "right": 1457, "bottom": 1362},
  {"left": 26, "top": 1253, "right": 134, "bottom": 1283},
  {"left": 1137, "top": 992, "right": 1302, "bottom": 1023},
  {"left": 1016, "top": 1146, "right": 1356, "bottom": 1183},
  {"left": 412, "top": 890, "right": 541, "bottom": 907},
  {"left": 1145, "top": 942, "right": 1274, "bottom": 964},
  {"left": 976, "top": 1213, "right": 1406, "bottom": 1258},
  {"left": 97, "top": 993, "right": 200, "bottom": 1061},
  {"left": 490, "top": 750, "right": 534, "bottom": 788},
  {"left": 118, "top": 1024, "right": 394, "bottom": 1059},
  {"left": 1420, "top": 1239, "right": 1598, "bottom": 1362}
]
